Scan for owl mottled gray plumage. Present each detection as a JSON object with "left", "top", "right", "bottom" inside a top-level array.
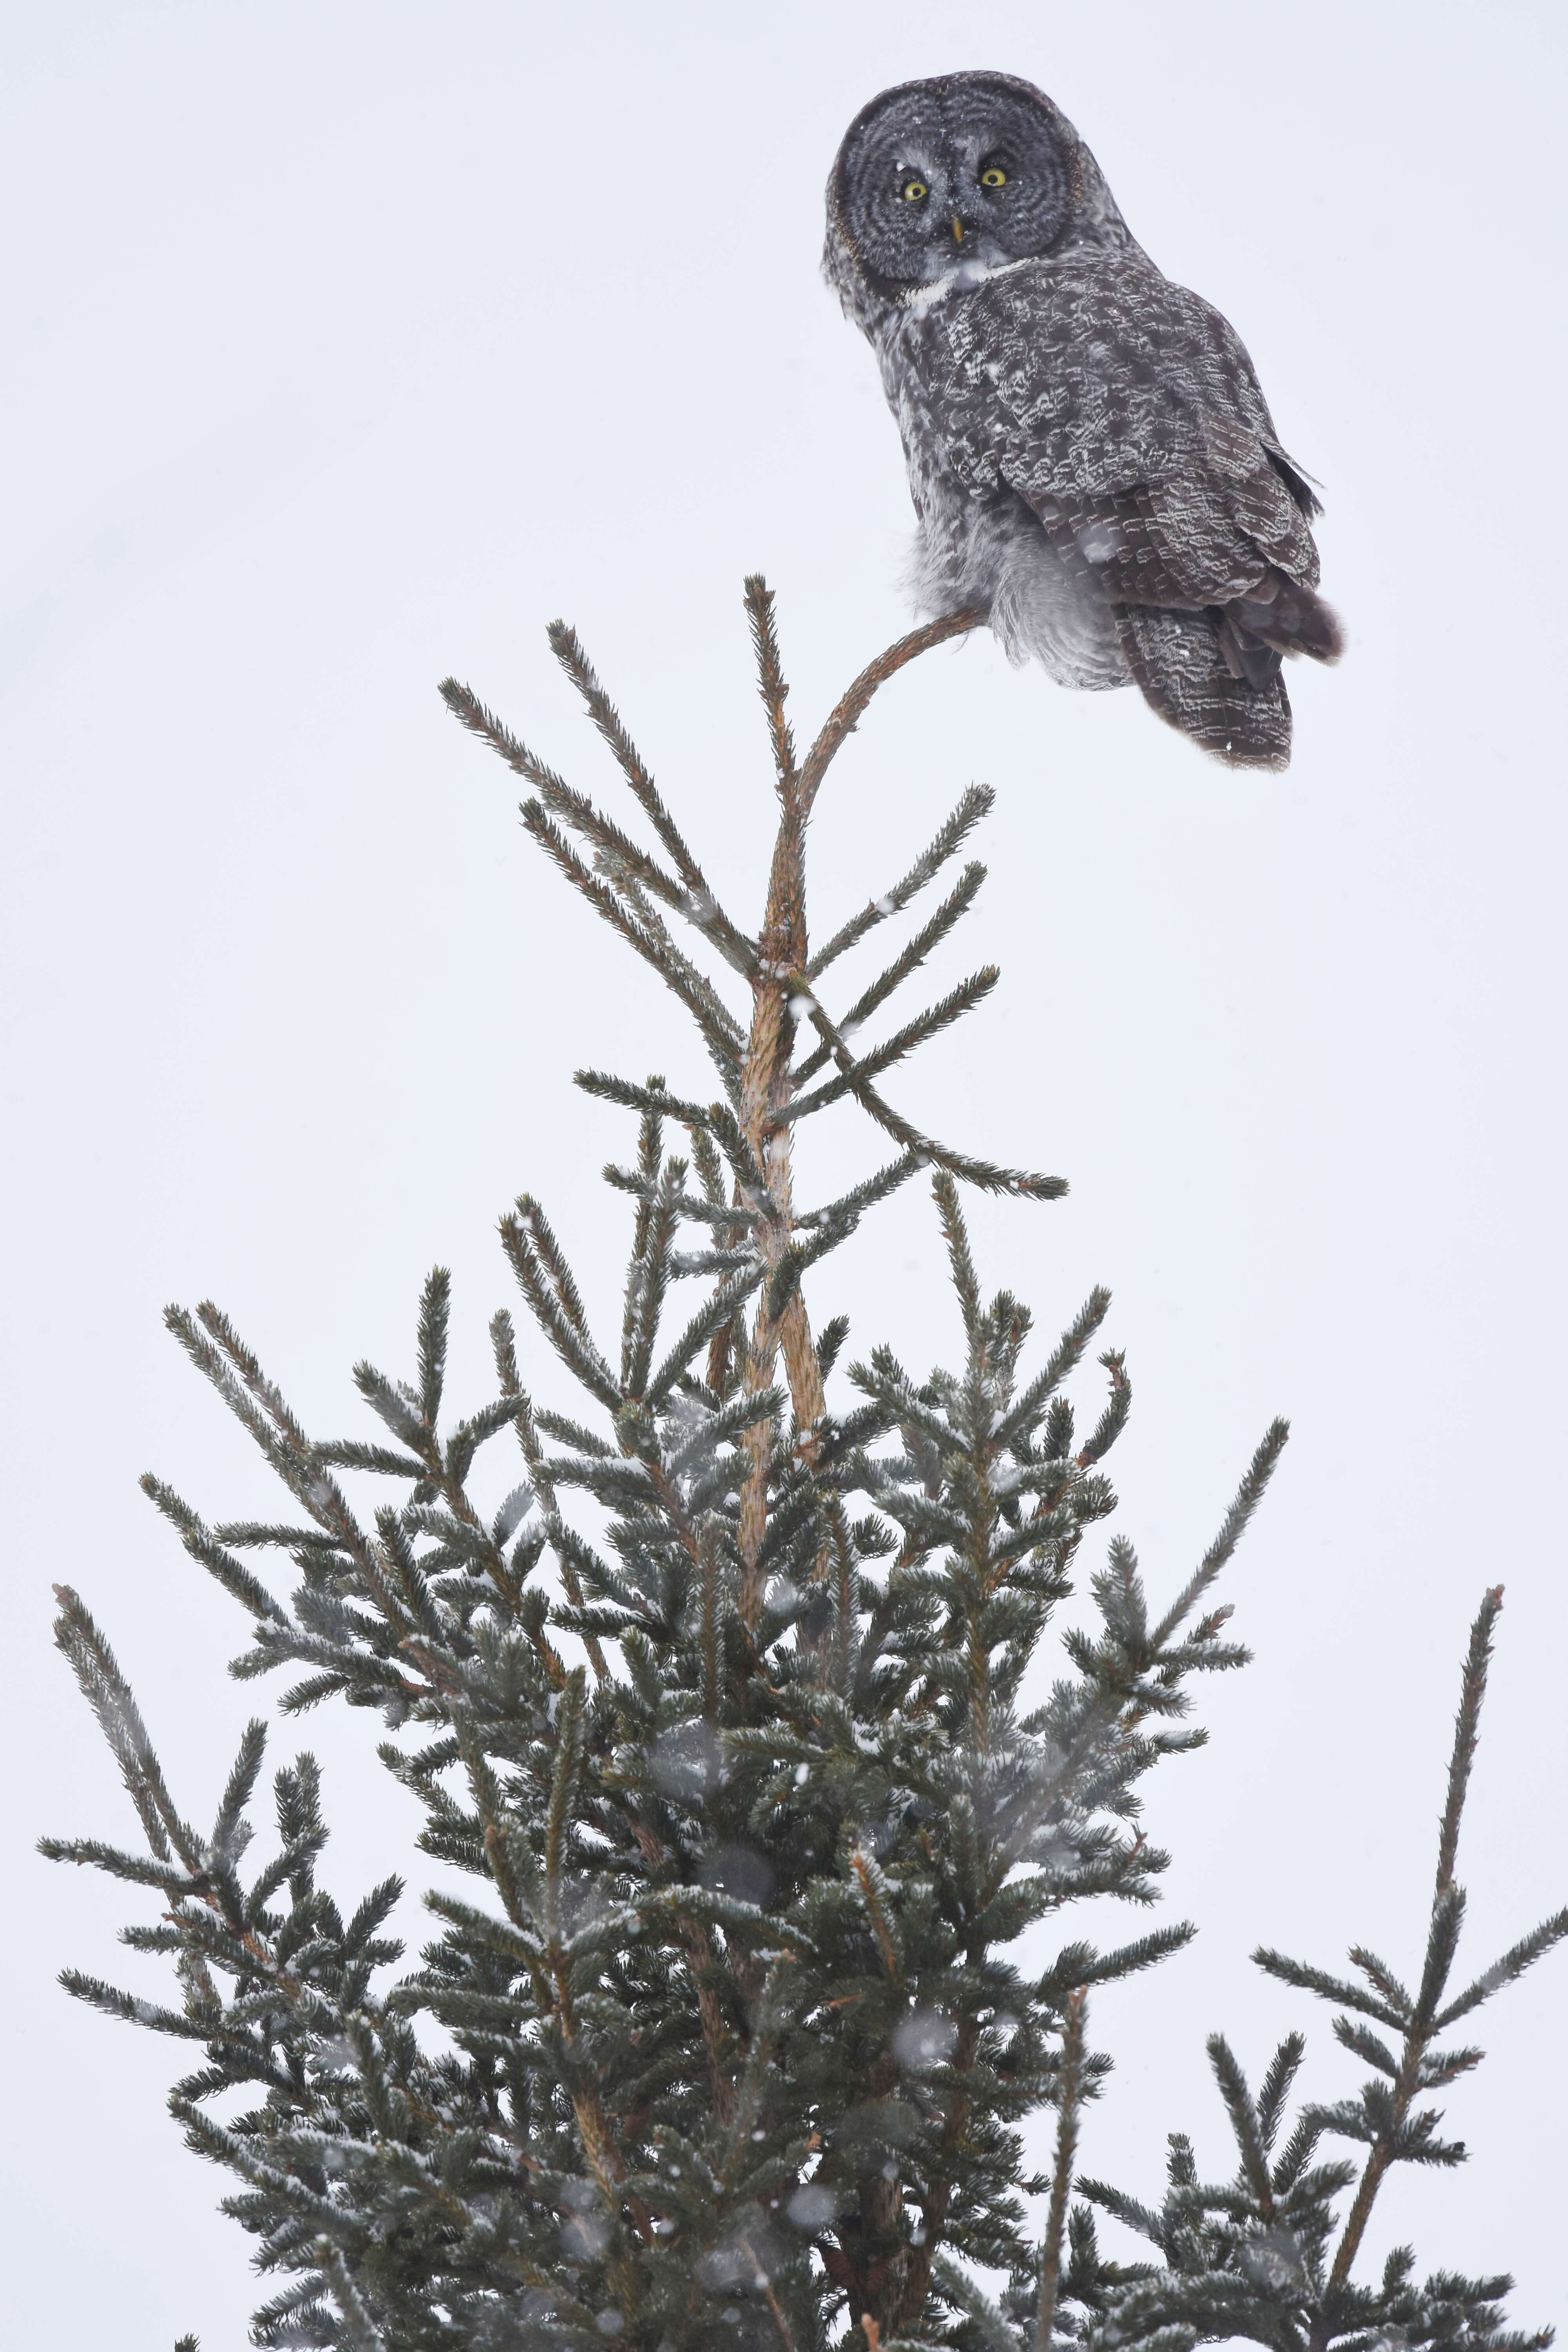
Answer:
[{"left": 826, "top": 72, "right": 1341, "bottom": 768}]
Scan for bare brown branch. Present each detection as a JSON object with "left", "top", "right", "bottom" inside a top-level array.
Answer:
[{"left": 798, "top": 605, "right": 986, "bottom": 819}]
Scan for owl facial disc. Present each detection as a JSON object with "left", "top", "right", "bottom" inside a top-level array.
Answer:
[{"left": 829, "top": 73, "right": 1086, "bottom": 299}]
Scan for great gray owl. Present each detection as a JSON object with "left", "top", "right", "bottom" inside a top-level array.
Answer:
[{"left": 825, "top": 71, "right": 1341, "bottom": 769}]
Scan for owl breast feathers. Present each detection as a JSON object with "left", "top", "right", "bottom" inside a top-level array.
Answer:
[{"left": 826, "top": 72, "right": 1342, "bottom": 770}]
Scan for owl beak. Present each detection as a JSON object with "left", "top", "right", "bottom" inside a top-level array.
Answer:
[{"left": 951, "top": 215, "right": 964, "bottom": 243}]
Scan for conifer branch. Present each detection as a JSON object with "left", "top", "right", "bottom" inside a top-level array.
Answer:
[
  {"left": 500, "top": 1198, "right": 622, "bottom": 1412},
  {"left": 795, "top": 985, "right": 1066, "bottom": 1199},
  {"left": 743, "top": 574, "right": 800, "bottom": 806},
  {"left": 1150, "top": 1415, "right": 1290, "bottom": 1648},
  {"left": 644, "top": 1263, "right": 769, "bottom": 1408},
  {"left": 545, "top": 624, "right": 747, "bottom": 953},
  {"left": 782, "top": 966, "right": 1000, "bottom": 1126},
  {"left": 490, "top": 1306, "right": 605, "bottom": 1677},
  {"left": 575, "top": 1072, "right": 774, "bottom": 1202},
  {"left": 51, "top": 1586, "right": 196, "bottom": 1868},
  {"left": 140, "top": 1477, "right": 288, "bottom": 1623},
  {"left": 1040, "top": 1591, "right": 1564, "bottom": 2352},
  {"left": 49, "top": 574, "right": 1557, "bottom": 2352},
  {"left": 443, "top": 668, "right": 756, "bottom": 977},
  {"left": 319, "top": 2245, "right": 389, "bottom": 2352},
  {"left": 796, "top": 860, "right": 989, "bottom": 1081},
  {"left": 807, "top": 789, "right": 993, "bottom": 982},
  {"left": 1034, "top": 1986, "right": 1086, "bottom": 2352},
  {"left": 1310, "top": 1586, "right": 1535, "bottom": 2310},
  {"left": 519, "top": 799, "right": 744, "bottom": 1085},
  {"left": 1436, "top": 1584, "right": 1501, "bottom": 1895}
]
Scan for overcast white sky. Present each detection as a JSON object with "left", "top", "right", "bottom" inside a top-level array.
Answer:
[{"left": 4, "top": 3, "right": 1565, "bottom": 2343}]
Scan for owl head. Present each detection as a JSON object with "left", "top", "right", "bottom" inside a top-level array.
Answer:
[{"left": 825, "top": 72, "right": 1135, "bottom": 317}]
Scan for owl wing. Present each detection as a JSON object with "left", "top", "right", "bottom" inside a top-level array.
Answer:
[{"left": 922, "top": 260, "right": 1340, "bottom": 766}]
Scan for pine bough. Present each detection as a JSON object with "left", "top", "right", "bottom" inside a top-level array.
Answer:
[{"left": 44, "top": 584, "right": 1566, "bottom": 2352}]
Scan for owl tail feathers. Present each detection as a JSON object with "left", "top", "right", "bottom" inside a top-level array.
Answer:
[
  {"left": 1226, "top": 569, "right": 1344, "bottom": 666},
  {"left": 1116, "top": 603, "right": 1292, "bottom": 770}
]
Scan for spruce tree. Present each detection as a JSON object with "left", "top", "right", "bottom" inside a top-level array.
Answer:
[{"left": 44, "top": 585, "right": 1566, "bottom": 2352}]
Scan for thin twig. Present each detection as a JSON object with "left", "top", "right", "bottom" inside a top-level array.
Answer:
[{"left": 797, "top": 606, "right": 985, "bottom": 818}]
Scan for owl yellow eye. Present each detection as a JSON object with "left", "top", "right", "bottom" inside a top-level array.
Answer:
[
  {"left": 900, "top": 177, "right": 929, "bottom": 202},
  {"left": 980, "top": 165, "right": 1007, "bottom": 188}
]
